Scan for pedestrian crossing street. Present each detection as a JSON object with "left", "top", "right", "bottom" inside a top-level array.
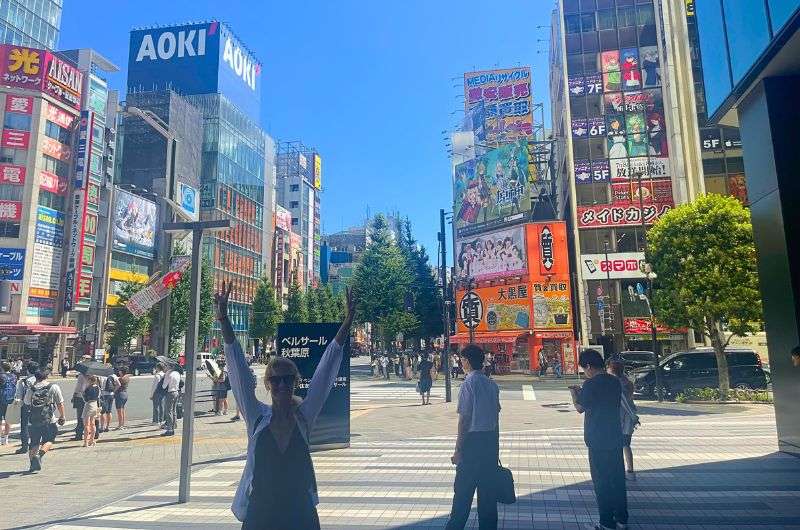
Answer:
[
  {"left": 350, "top": 380, "right": 538, "bottom": 405},
  {"left": 42, "top": 416, "right": 799, "bottom": 530}
]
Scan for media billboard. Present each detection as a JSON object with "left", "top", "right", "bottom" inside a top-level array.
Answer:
[
  {"left": 455, "top": 225, "right": 527, "bottom": 283},
  {"left": 112, "top": 189, "right": 157, "bottom": 259},
  {"left": 453, "top": 139, "right": 531, "bottom": 237},
  {"left": 464, "top": 67, "right": 532, "bottom": 144},
  {"left": 128, "top": 21, "right": 261, "bottom": 122}
]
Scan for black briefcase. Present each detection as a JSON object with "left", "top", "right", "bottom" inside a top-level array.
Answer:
[{"left": 495, "top": 460, "right": 516, "bottom": 504}]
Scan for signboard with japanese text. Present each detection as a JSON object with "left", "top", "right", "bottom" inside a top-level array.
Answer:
[
  {"left": 623, "top": 317, "right": 675, "bottom": 335},
  {"left": 4, "top": 94, "right": 32, "bottom": 114},
  {"left": 29, "top": 206, "right": 64, "bottom": 316},
  {"left": 177, "top": 181, "right": 199, "bottom": 221},
  {"left": 42, "top": 52, "right": 83, "bottom": 110},
  {"left": 1, "top": 129, "right": 29, "bottom": 149},
  {"left": 610, "top": 156, "right": 671, "bottom": 181},
  {"left": 112, "top": 188, "right": 157, "bottom": 259},
  {"left": 0, "top": 45, "right": 45, "bottom": 90},
  {"left": 455, "top": 225, "right": 527, "bottom": 283},
  {"left": 587, "top": 116, "right": 606, "bottom": 137},
  {"left": 40, "top": 136, "right": 71, "bottom": 161},
  {"left": 571, "top": 117, "right": 587, "bottom": 138},
  {"left": 568, "top": 74, "right": 585, "bottom": 96},
  {"left": 126, "top": 256, "right": 190, "bottom": 317},
  {"left": 453, "top": 139, "right": 531, "bottom": 237},
  {"left": 531, "top": 280, "right": 572, "bottom": 330},
  {"left": 577, "top": 203, "right": 672, "bottom": 228},
  {"left": 611, "top": 179, "right": 673, "bottom": 205},
  {"left": 574, "top": 159, "right": 591, "bottom": 184},
  {"left": 43, "top": 101, "right": 75, "bottom": 129},
  {"left": 275, "top": 204, "right": 291, "bottom": 232},
  {"left": 39, "top": 170, "right": 67, "bottom": 195},
  {"left": 456, "top": 284, "right": 530, "bottom": 334},
  {"left": 0, "top": 247, "right": 24, "bottom": 291},
  {"left": 585, "top": 74, "right": 603, "bottom": 95},
  {"left": 581, "top": 252, "right": 649, "bottom": 280},
  {"left": 0, "top": 164, "right": 24, "bottom": 185},
  {"left": 277, "top": 322, "right": 350, "bottom": 448},
  {"left": 313, "top": 154, "right": 322, "bottom": 190},
  {"left": 0, "top": 200, "right": 21, "bottom": 221},
  {"left": 464, "top": 67, "right": 532, "bottom": 144}
]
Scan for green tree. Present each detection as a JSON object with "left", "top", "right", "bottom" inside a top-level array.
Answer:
[
  {"left": 398, "top": 218, "right": 442, "bottom": 345},
  {"left": 283, "top": 280, "right": 308, "bottom": 323},
  {"left": 108, "top": 280, "right": 152, "bottom": 353},
  {"left": 250, "top": 276, "right": 281, "bottom": 355},
  {"left": 319, "top": 285, "right": 342, "bottom": 321},
  {"left": 306, "top": 286, "right": 321, "bottom": 323},
  {"left": 351, "top": 214, "right": 415, "bottom": 349},
  {"left": 647, "top": 194, "right": 763, "bottom": 397},
  {"left": 168, "top": 245, "right": 214, "bottom": 357}
]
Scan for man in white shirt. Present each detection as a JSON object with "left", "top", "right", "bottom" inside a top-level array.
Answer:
[
  {"left": 150, "top": 364, "right": 165, "bottom": 424},
  {"left": 446, "top": 345, "right": 501, "bottom": 530},
  {"left": 13, "top": 361, "right": 36, "bottom": 454},
  {"left": 161, "top": 366, "right": 181, "bottom": 436},
  {"left": 23, "top": 368, "right": 65, "bottom": 472}
]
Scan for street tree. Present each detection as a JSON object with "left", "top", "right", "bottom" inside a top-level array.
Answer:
[
  {"left": 320, "top": 285, "right": 342, "bottom": 321},
  {"left": 250, "top": 276, "right": 281, "bottom": 356},
  {"left": 351, "top": 214, "right": 415, "bottom": 349},
  {"left": 398, "top": 218, "right": 442, "bottom": 345},
  {"left": 647, "top": 194, "right": 763, "bottom": 396},
  {"left": 108, "top": 280, "right": 152, "bottom": 354},
  {"left": 283, "top": 280, "right": 308, "bottom": 323},
  {"left": 168, "top": 245, "right": 214, "bottom": 357},
  {"left": 306, "top": 286, "right": 321, "bottom": 323}
]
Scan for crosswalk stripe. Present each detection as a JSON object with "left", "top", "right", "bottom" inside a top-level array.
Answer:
[{"left": 522, "top": 384, "right": 536, "bottom": 400}]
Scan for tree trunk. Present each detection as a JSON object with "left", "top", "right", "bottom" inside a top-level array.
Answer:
[{"left": 709, "top": 321, "right": 731, "bottom": 399}]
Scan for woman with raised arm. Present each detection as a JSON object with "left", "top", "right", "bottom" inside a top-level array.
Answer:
[{"left": 217, "top": 281, "right": 356, "bottom": 530}]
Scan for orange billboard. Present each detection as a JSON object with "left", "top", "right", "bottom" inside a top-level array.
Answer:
[{"left": 456, "top": 282, "right": 531, "bottom": 334}]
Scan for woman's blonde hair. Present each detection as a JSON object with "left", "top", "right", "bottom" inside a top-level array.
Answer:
[{"left": 265, "top": 356, "right": 300, "bottom": 387}]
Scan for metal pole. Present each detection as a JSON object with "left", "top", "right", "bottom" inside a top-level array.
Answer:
[
  {"left": 178, "top": 227, "right": 203, "bottom": 503},
  {"left": 439, "top": 209, "right": 452, "bottom": 403},
  {"left": 636, "top": 171, "right": 663, "bottom": 402},
  {"left": 94, "top": 183, "right": 115, "bottom": 351},
  {"left": 160, "top": 139, "right": 177, "bottom": 358}
]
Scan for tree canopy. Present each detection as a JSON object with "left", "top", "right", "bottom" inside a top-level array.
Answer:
[
  {"left": 647, "top": 194, "right": 763, "bottom": 395},
  {"left": 250, "top": 276, "right": 281, "bottom": 353},
  {"left": 108, "top": 280, "right": 152, "bottom": 353},
  {"left": 283, "top": 280, "right": 308, "bottom": 323}
]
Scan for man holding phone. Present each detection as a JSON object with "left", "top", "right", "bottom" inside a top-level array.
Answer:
[{"left": 570, "top": 349, "right": 628, "bottom": 530}]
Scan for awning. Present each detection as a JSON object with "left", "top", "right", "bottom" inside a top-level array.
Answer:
[
  {"left": 0, "top": 324, "right": 77, "bottom": 335},
  {"left": 450, "top": 331, "right": 529, "bottom": 345}
]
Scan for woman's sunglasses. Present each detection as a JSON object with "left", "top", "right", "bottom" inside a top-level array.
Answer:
[{"left": 268, "top": 374, "right": 296, "bottom": 387}]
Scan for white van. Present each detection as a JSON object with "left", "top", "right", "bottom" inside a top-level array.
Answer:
[{"left": 196, "top": 352, "right": 214, "bottom": 370}]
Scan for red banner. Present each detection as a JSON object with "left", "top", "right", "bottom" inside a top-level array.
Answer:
[
  {"left": 39, "top": 170, "right": 68, "bottom": 195},
  {"left": 44, "top": 101, "right": 75, "bottom": 129},
  {"left": 0, "top": 45, "right": 45, "bottom": 91},
  {"left": 0, "top": 164, "right": 25, "bottom": 185},
  {"left": 1, "top": 129, "right": 29, "bottom": 149},
  {"left": 40, "top": 136, "right": 71, "bottom": 161},
  {"left": 577, "top": 204, "right": 672, "bottom": 228},
  {"left": 5, "top": 95, "right": 32, "bottom": 114},
  {"left": 611, "top": 179, "right": 674, "bottom": 205},
  {"left": 0, "top": 200, "right": 22, "bottom": 221},
  {"left": 623, "top": 317, "right": 681, "bottom": 335}
]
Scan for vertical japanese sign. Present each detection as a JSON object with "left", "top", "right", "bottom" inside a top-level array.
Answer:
[
  {"left": 464, "top": 67, "right": 533, "bottom": 145},
  {"left": 28, "top": 206, "right": 64, "bottom": 318},
  {"left": 277, "top": 323, "right": 350, "bottom": 448},
  {"left": 64, "top": 111, "right": 94, "bottom": 312},
  {"left": 312, "top": 153, "right": 322, "bottom": 190}
]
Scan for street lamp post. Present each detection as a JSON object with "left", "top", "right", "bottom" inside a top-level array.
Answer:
[
  {"left": 635, "top": 171, "right": 663, "bottom": 402},
  {"left": 439, "top": 208, "right": 452, "bottom": 403},
  {"left": 164, "top": 218, "right": 230, "bottom": 504},
  {"left": 467, "top": 277, "right": 476, "bottom": 345}
]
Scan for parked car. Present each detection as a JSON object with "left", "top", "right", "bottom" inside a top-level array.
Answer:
[
  {"left": 128, "top": 355, "right": 159, "bottom": 376},
  {"left": 618, "top": 350, "right": 656, "bottom": 372},
  {"left": 633, "top": 348, "right": 768, "bottom": 398},
  {"left": 196, "top": 352, "right": 214, "bottom": 370}
]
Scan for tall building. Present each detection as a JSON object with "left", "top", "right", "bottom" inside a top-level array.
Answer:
[
  {"left": 126, "top": 21, "right": 275, "bottom": 350},
  {"left": 321, "top": 225, "right": 368, "bottom": 295},
  {"left": 0, "top": 44, "right": 82, "bottom": 363},
  {"left": 276, "top": 141, "right": 322, "bottom": 289},
  {"left": 0, "top": 0, "right": 61, "bottom": 50},
  {"left": 550, "top": 0, "right": 705, "bottom": 357},
  {"left": 693, "top": 0, "right": 800, "bottom": 454},
  {"left": 57, "top": 48, "right": 119, "bottom": 358}
]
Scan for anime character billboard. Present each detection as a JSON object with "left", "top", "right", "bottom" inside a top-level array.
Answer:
[{"left": 453, "top": 139, "right": 531, "bottom": 235}]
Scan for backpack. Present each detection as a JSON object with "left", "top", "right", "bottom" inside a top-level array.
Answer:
[
  {"left": 29, "top": 384, "right": 55, "bottom": 426},
  {"left": 104, "top": 375, "right": 117, "bottom": 394},
  {"left": 153, "top": 374, "right": 166, "bottom": 398},
  {"left": 1, "top": 372, "right": 16, "bottom": 404}
]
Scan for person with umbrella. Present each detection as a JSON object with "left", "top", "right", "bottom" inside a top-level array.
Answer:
[
  {"left": 75, "top": 358, "right": 114, "bottom": 437},
  {"left": 71, "top": 355, "right": 92, "bottom": 441}
]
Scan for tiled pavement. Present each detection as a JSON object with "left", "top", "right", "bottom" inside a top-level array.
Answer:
[{"left": 36, "top": 407, "right": 800, "bottom": 530}]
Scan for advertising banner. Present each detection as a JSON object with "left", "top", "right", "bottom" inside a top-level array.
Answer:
[
  {"left": 577, "top": 203, "right": 672, "bottom": 228},
  {"left": 277, "top": 323, "right": 350, "bottom": 448},
  {"left": 623, "top": 90, "right": 661, "bottom": 113},
  {"left": 313, "top": 154, "right": 322, "bottom": 190},
  {"left": 456, "top": 283, "right": 531, "bottom": 334},
  {"left": 0, "top": 164, "right": 25, "bottom": 185},
  {"left": 26, "top": 296, "right": 56, "bottom": 318},
  {"left": 574, "top": 159, "right": 591, "bottom": 184},
  {"left": 453, "top": 139, "right": 531, "bottom": 236},
  {"left": 532, "top": 280, "right": 572, "bottom": 330},
  {"left": 176, "top": 181, "right": 199, "bottom": 221},
  {"left": 30, "top": 206, "right": 64, "bottom": 306},
  {"left": 581, "top": 252, "right": 648, "bottom": 280},
  {"left": 611, "top": 179, "right": 674, "bottom": 205},
  {"left": 1, "top": 129, "right": 29, "bottom": 149},
  {"left": 0, "top": 45, "right": 45, "bottom": 90},
  {"left": 42, "top": 52, "right": 83, "bottom": 110},
  {"left": 44, "top": 101, "right": 75, "bottom": 129},
  {"left": 5, "top": 95, "right": 32, "bottom": 114},
  {"left": 112, "top": 188, "right": 157, "bottom": 259},
  {"left": 455, "top": 225, "right": 526, "bottom": 283},
  {"left": 601, "top": 50, "right": 621, "bottom": 92},
  {"left": 464, "top": 67, "right": 532, "bottom": 144},
  {"left": 623, "top": 317, "right": 674, "bottom": 335},
  {"left": 275, "top": 204, "right": 291, "bottom": 232},
  {"left": 126, "top": 256, "right": 190, "bottom": 317},
  {"left": 129, "top": 21, "right": 262, "bottom": 123},
  {"left": 40, "top": 136, "right": 71, "bottom": 161},
  {"left": 571, "top": 117, "right": 587, "bottom": 138},
  {"left": 39, "top": 170, "right": 68, "bottom": 195},
  {"left": 568, "top": 74, "right": 585, "bottom": 96},
  {"left": 0, "top": 247, "right": 24, "bottom": 292},
  {"left": 0, "top": 200, "right": 22, "bottom": 221},
  {"left": 610, "top": 156, "right": 671, "bottom": 181},
  {"left": 585, "top": 73, "right": 603, "bottom": 95},
  {"left": 527, "top": 221, "right": 573, "bottom": 331},
  {"left": 587, "top": 116, "right": 606, "bottom": 137}
]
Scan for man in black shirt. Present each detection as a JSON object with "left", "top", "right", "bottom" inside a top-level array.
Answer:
[{"left": 570, "top": 349, "right": 628, "bottom": 530}]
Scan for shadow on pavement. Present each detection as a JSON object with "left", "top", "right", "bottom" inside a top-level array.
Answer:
[{"left": 6, "top": 501, "right": 182, "bottom": 530}]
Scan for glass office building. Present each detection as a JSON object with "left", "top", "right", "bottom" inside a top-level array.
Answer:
[
  {"left": 695, "top": 0, "right": 800, "bottom": 456},
  {"left": 0, "top": 0, "right": 62, "bottom": 50}
]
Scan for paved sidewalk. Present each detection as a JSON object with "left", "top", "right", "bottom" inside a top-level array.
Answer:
[{"left": 19, "top": 388, "right": 799, "bottom": 530}]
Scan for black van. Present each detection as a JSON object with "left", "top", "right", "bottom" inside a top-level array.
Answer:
[
  {"left": 618, "top": 350, "right": 656, "bottom": 372},
  {"left": 633, "top": 348, "right": 768, "bottom": 398}
]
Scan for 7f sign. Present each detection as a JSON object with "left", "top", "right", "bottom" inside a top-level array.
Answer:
[{"left": 459, "top": 291, "right": 483, "bottom": 329}]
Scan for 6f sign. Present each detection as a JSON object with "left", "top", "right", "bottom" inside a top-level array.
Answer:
[
  {"left": 540, "top": 226, "right": 554, "bottom": 274},
  {"left": 460, "top": 292, "right": 483, "bottom": 329}
]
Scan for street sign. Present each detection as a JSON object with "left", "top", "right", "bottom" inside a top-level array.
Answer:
[{"left": 459, "top": 291, "right": 483, "bottom": 329}]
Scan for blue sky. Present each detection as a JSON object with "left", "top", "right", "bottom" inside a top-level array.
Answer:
[{"left": 60, "top": 0, "right": 552, "bottom": 255}]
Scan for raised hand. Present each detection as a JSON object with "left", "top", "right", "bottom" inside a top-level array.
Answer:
[
  {"left": 344, "top": 287, "right": 356, "bottom": 324},
  {"left": 215, "top": 281, "right": 233, "bottom": 322}
]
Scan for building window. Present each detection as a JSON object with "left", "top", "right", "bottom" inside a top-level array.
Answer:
[
  {"left": 290, "top": 200, "right": 299, "bottom": 208},
  {"left": 615, "top": 227, "right": 646, "bottom": 252},
  {"left": 3, "top": 112, "right": 31, "bottom": 131},
  {"left": 291, "top": 218, "right": 299, "bottom": 226},
  {"left": 0, "top": 184, "right": 23, "bottom": 201},
  {"left": 636, "top": 4, "right": 655, "bottom": 25},
  {"left": 565, "top": 14, "right": 581, "bottom": 34},
  {"left": 726, "top": 156, "right": 745, "bottom": 173},
  {"left": 597, "top": 9, "right": 616, "bottom": 30},
  {"left": 579, "top": 228, "right": 614, "bottom": 253},
  {"left": 580, "top": 13, "right": 596, "bottom": 32},
  {"left": 290, "top": 184, "right": 300, "bottom": 192},
  {"left": 0, "top": 222, "right": 20, "bottom": 238},
  {"left": 38, "top": 189, "right": 65, "bottom": 211},
  {"left": 45, "top": 121, "right": 71, "bottom": 144},
  {"left": 42, "top": 154, "right": 69, "bottom": 178},
  {"left": 0, "top": 147, "right": 26, "bottom": 165},
  {"left": 618, "top": 6, "right": 637, "bottom": 27}
]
